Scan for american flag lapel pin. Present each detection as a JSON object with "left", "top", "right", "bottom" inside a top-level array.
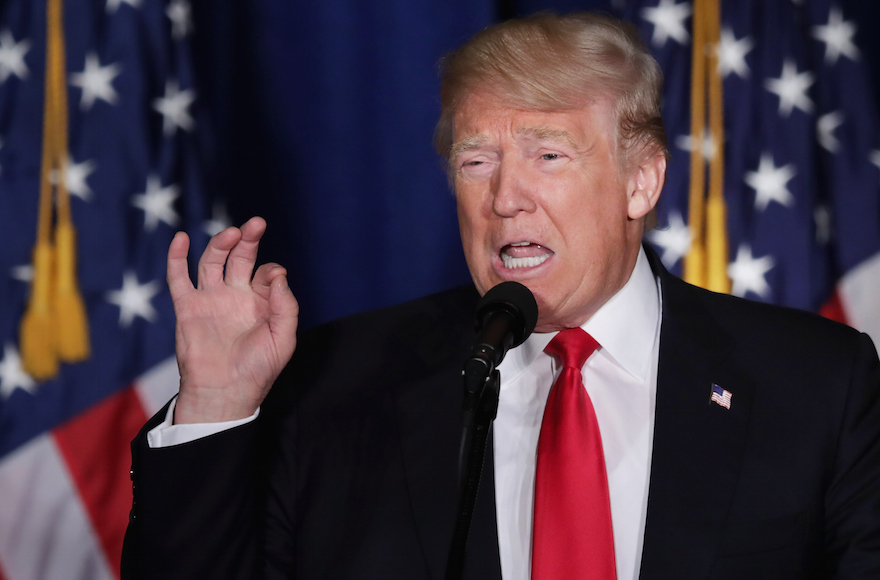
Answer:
[{"left": 710, "top": 384, "right": 732, "bottom": 409}]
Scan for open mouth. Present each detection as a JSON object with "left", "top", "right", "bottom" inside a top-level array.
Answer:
[{"left": 500, "top": 241, "right": 553, "bottom": 269}]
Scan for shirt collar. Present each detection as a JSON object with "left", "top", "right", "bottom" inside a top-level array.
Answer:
[{"left": 498, "top": 246, "right": 660, "bottom": 383}]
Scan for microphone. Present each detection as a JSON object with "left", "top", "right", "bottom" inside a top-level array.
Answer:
[
  {"left": 463, "top": 281, "right": 539, "bottom": 397},
  {"left": 448, "top": 282, "right": 539, "bottom": 579}
]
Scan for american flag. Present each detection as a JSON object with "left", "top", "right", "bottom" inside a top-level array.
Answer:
[
  {"left": 621, "top": 0, "right": 880, "bottom": 346},
  {"left": 710, "top": 383, "right": 732, "bottom": 409},
  {"left": 0, "top": 0, "right": 215, "bottom": 578}
]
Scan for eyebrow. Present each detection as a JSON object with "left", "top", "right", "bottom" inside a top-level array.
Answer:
[
  {"left": 516, "top": 125, "right": 579, "bottom": 149},
  {"left": 448, "top": 125, "right": 580, "bottom": 162},
  {"left": 449, "top": 135, "right": 488, "bottom": 162}
]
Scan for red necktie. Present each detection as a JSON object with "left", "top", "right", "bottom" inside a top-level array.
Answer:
[{"left": 531, "top": 328, "right": 616, "bottom": 580}]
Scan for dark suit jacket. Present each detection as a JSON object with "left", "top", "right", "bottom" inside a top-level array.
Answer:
[{"left": 122, "top": 252, "right": 880, "bottom": 579}]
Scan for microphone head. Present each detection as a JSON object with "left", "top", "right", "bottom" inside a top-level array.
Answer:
[{"left": 474, "top": 281, "right": 539, "bottom": 348}]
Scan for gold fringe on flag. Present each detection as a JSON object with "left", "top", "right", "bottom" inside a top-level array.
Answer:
[
  {"left": 683, "top": 0, "right": 730, "bottom": 294},
  {"left": 20, "top": 0, "right": 90, "bottom": 381}
]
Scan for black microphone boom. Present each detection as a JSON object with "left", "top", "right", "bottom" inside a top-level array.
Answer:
[
  {"left": 464, "top": 281, "right": 539, "bottom": 391},
  {"left": 447, "top": 281, "right": 538, "bottom": 580}
]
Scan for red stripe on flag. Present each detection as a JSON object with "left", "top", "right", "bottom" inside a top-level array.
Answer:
[
  {"left": 53, "top": 387, "right": 149, "bottom": 578},
  {"left": 819, "top": 288, "right": 850, "bottom": 325}
]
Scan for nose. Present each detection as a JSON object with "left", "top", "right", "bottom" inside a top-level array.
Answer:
[{"left": 491, "top": 158, "right": 537, "bottom": 217}]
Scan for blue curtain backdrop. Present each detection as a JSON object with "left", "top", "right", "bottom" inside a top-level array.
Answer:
[
  {"left": 189, "top": 0, "right": 496, "bottom": 329},
  {"left": 189, "top": 0, "right": 880, "bottom": 329}
]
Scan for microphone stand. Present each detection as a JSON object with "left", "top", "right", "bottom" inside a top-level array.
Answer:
[
  {"left": 444, "top": 281, "right": 537, "bottom": 579},
  {"left": 445, "top": 367, "right": 500, "bottom": 580}
]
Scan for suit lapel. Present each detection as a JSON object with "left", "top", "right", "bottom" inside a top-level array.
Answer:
[
  {"left": 639, "top": 259, "right": 755, "bottom": 578},
  {"left": 391, "top": 289, "right": 502, "bottom": 580}
]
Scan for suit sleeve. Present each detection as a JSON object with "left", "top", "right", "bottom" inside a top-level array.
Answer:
[
  {"left": 121, "top": 401, "right": 266, "bottom": 580},
  {"left": 825, "top": 333, "right": 880, "bottom": 577}
]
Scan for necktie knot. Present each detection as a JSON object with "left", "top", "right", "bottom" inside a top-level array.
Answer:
[{"left": 544, "top": 327, "right": 599, "bottom": 371}]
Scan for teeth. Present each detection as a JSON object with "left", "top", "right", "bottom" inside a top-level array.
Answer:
[
  {"left": 510, "top": 241, "right": 531, "bottom": 247},
  {"left": 501, "top": 253, "right": 550, "bottom": 269}
]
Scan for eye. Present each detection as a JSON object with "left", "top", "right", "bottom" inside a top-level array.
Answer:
[
  {"left": 541, "top": 153, "right": 561, "bottom": 161},
  {"left": 457, "top": 154, "right": 495, "bottom": 178}
]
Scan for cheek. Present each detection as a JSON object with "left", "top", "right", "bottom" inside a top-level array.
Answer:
[
  {"left": 560, "top": 193, "right": 628, "bottom": 268},
  {"left": 581, "top": 182, "right": 630, "bottom": 232},
  {"left": 455, "top": 199, "right": 482, "bottom": 265},
  {"left": 455, "top": 199, "right": 475, "bottom": 242},
  {"left": 455, "top": 188, "right": 487, "bottom": 237},
  {"left": 456, "top": 198, "right": 497, "bottom": 294}
]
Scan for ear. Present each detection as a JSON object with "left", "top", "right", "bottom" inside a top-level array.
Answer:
[{"left": 626, "top": 152, "right": 666, "bottom": 220}]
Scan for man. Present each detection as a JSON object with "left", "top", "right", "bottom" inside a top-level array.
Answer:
[{"left": 122, "top": 12, "right": 880, "bottom": 580}]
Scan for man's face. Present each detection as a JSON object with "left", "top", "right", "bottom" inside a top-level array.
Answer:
[{"left": 451, "top": 91, "right": 662, "bottom": 332}]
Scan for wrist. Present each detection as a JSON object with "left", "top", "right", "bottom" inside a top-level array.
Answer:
[{"left": 173, "top": 386, "right": 261, "bottom": 424}]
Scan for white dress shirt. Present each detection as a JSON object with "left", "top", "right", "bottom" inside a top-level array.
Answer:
[
  {"left": 493, "top": 247, "right": 661, "bottom": 580},
  {"left": 147, "top": 400, "right": 257, "bottom": 448},
  {"left": 149, "top": 248, "right": 661, "bottom": 580}
]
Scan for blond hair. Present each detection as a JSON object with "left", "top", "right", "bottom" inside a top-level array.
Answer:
[{"left": 434, "top": 12, "right": 669, "bottom": 168}]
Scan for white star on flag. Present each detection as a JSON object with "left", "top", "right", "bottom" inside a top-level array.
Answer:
[
  {"left": 764, "top": 60, "right": 815, "bottom": 117},
  {"left": 66, "top": 158, "right": 97, "bottom": 200},
  {"left": 203, "top": 202, "right": 232, "bottom": 237},
  {"left": 817, "top": 111, "right": 844, "bottom": 153},
  {"left": 56, "top": 158, "right": 96, "bottom": 200},
  {"left": 153, "top": 80, "right": 195, "bottom": 135},
  {"left": 0, "top": 29, "right": 30, "bottom": 83},
  {"left": 646, "top": 211, "right": 692, "bottom": 268},
  {"left": 106, "top": 0, "right": 141, "bottom": 13},
  {"left": 640, "top": 0, "right": 692, "bottom": 47},
  {"left": 745, "top": 153, "right": 796, "bottom": 211},
  {"left": 166, "top": 0, "right": 193, "bottom": 40},
  {"left": 675, "top": 128, "right": 717, "bottom": 162},
  {"left": 717, "top": 28, "right": 753, "bottom": 79},
  {"left": 49, "top": 157, "right": 97, "bottom": 201},
  {"left": 728, "top": 244, "right": 775, "bottom": 299},
  {"left": 132, "top": 175, "right": 180, "bottom": 231},
  {"left": 0, "top": 343, "right": 37, "bottom": 399},
  {"left": 69, "top": 52, "right": 122, "bottom": 110},
  {"left": 811, "top": 7, "right": 859, "bottom": 64},
  {"left": 106, "top": 271, "right": 161, "bottom": 327},
  {"left": 10, "top": 264, "right": 33, "bottom": 282}
]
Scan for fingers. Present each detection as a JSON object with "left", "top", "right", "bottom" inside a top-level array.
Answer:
[
  {"left": 268, "top": 272, "right": 299, "bottom": 358},
  {"left": 197, "top": 217, "right": 267, "bottom": 289},
  {"left": 225, "top": 217, "right": 267, "bottom": 287},
  {"left": 197, "top": 226, "right": 243, "bottom": 289},
  {"left": 252, "top": 262, "right": 287, "bottom": 301},
  {"left": 167, "top": 231, "right": 194, "bottom": 300},
  {"left": 253, "top": 262, "right": 298, "bottom": 360}
]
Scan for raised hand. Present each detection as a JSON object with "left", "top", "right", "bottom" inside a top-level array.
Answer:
[{"left": 168, "top": 217, "right": 299, "bottom": 424}]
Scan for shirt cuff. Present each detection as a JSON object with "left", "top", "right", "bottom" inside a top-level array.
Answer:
[{"left": 146, "top": 396, "right": 260, "bottom": 448}]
